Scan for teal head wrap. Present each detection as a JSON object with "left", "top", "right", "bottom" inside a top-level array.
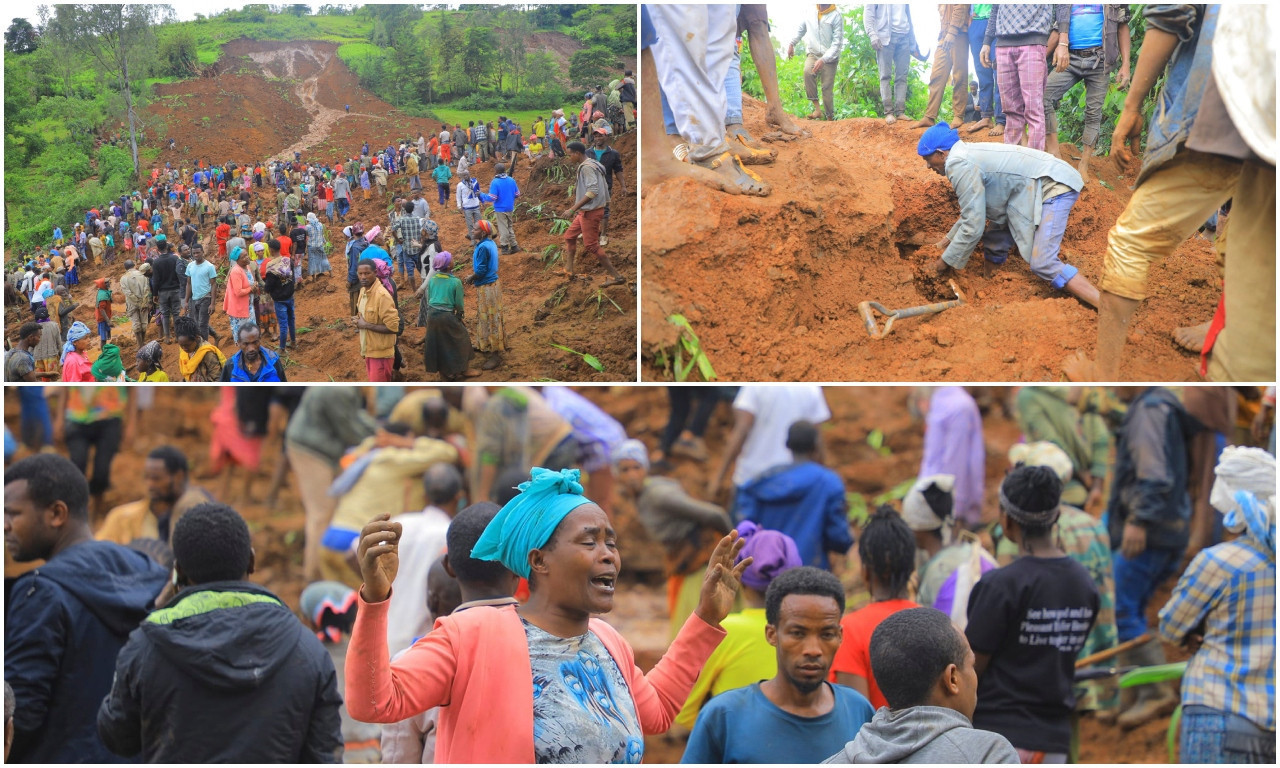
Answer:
[
  {"left": 917, "top": 121, "right": 960, "bottom": 156},
  {"left": 470, "top": 467, "right": 595, "bottom": 579}
]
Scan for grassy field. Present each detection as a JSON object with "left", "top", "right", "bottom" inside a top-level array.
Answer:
[
  {"left": 425, "top": 107, "right": 578, "bottom": 134},
  {"left": 187, "top": 13, "right": 370, "bottom": 65}
]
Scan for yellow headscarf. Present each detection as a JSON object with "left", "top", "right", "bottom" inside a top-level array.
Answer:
[{"left": 178, "top": 342, "right": 227, "bottom": 380}]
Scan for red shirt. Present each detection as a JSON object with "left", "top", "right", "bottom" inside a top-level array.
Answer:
[
  {"left": 277, "top": 235, "right": 293, "bottom": 257},
  {"left": 324, "top": 185, "right": 334, "bottom": 202},
  {"left": 829, "top": 598, "right": 919, "bottom": 710}
]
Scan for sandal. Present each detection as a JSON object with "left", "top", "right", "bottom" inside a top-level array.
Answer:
[{"left": 695, "top": 151, "right": 771, "bottom": 196}]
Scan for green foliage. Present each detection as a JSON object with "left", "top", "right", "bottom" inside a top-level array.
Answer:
[
  {"left": 156, "top": 27, "right": 199, "bottom": 78},
  {"left": 35, "top": 146, "right": 92, "bottom": 182},
  {"left": 96, "top": 145, "right": 134, "bottom": 185},
  {"left": 743, "top": 7, "right": 931, "bottom": 121},
  {"left": 5, "top": 17, "right": 39, "bottom": 54},
  {"left": 569, "top": 45, "right": 618, "bottom": 89},
  {"left": 549, "top": 342, "right": 604, "bottom": 372},
  {"left": 655, "top": 314, "right": 717, "bottom": 382}
]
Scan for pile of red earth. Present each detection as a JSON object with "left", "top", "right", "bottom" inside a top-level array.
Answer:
[{"left": 642, "top": 97, "right": 1220, "bottom": 382}]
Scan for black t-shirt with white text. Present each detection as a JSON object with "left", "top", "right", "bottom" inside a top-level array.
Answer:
[{"left": 965, "top": 555, "right": 1099, "bottom": 754}]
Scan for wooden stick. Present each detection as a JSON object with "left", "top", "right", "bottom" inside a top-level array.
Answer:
[{"left": 1075, "top": 633, "right": 1151, "bottom": 668}]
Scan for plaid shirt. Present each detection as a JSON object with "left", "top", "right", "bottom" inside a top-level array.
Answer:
[
  {"left": 392, "top": 215, "right": 424, "bottom": 247},
  {"left": 1158, "top": 539, "right": 1276, "bottom": 730}
]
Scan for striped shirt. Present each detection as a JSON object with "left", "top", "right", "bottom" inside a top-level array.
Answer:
[{"left": 1158, "top": 538, "right": 1275, "bottom": 730}]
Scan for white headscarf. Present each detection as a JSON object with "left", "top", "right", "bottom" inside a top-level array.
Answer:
[
  {"left": 1211, "top": 446, "right": 1275, "bottom": 550},
  {"left": 902, "top": 474, "right": 956, "bottom": 538}
]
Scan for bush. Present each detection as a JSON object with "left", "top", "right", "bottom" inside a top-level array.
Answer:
[
  {"left": 96, "top": 144, "right": 134, "bottom": 186},
  {"left": 34, "top": 146, "right": 92, "bottom": 183}
]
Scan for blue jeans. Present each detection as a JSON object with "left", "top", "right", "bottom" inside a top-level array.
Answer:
[
  {"left": 325, "top": 201, "right": 334, "bottom": 222},
  {"left": 724, "top": 46, "right": 743, "bottom": 125},
  {"left": 1113, "top": 545, "right": 1182, "bottom": 641},
  {"left": 395, "top": 245, "right": 417, "bottom": 277},
  {"left": 274, "top": 298, "right": 296, "bottom": 344},
  {"left": 982, "top": 192, "right": 1080, "bottom": 289},
  {"left": 969, "top": 18, "right": 1005, "bottom": 124},
  {"left": 336, "top": 198, "right": 350, "bottom": 217},
  {"left": 97, "top": 320, "right": 110, "bottom": 342},
  {"left": 1181, "top": 706, "right": 1276, "bottom": 763}
]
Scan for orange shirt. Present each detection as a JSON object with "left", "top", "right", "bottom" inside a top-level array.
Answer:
[
  {"left": 829, "top": 598, "right": 919, "bottom": 710},
  {"left": 277, "top": 235, "right": 293, "bottom": 257}
]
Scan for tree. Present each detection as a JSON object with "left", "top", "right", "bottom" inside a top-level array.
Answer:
[
  {"left": 524, "top": 50, "right": 558, "bottom": 91},
  {"left": 460, "top": 26, "right": 496, "bottom": 88},
  {"left": 568, "top": 45, "right": 615, "bottom": 90},
  {"left": 4, "top": 18, "right": 38, "bottom": 54},
  {"left": 286, "top": 4, "right": 310, "bottom": 16},
  {"left": 157, "top": 27, "right": 198, "bottom": 77},
  {"left": 45, "top": 4, "right": 174, "bottom": 176}
]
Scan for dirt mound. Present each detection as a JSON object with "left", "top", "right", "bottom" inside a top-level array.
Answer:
[
  {"left": 36, "top": 39, "right": 636, "bottom": 382},
  {"left": 641, "top": 97, "right": 1220, "bottom": 382}
]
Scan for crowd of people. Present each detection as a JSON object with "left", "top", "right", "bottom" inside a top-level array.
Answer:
[
  {"left": 4, "top": 81, "right": 635, "bottom": 384},
  {"left": 2, "top": 383, "right": 1274, "bottom": 764},
  {"left": 640, "top": 4, "right": 1274, "bottom": 383}
]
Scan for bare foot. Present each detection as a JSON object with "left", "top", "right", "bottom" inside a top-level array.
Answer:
[
  {"left": 989, "top": 124, "right": 1006, "bottom": 137},
  {"left": 911, "top": 118, "right": 936, "bottom": 130},
  {"left": 765, "top": 107, "right": 808, "bottom": 137},
  {"left": 600, "top": 277, "right": 627, "bottom": 288},
  {"left": 931, "top": 257, "right": 951, "bottom": 278},
  {"left": 1172, "top": 321, "right": 1210, "bottom": 353},
  {"left": 885, "top": 114, "right": 897, "bottom": 125},
  {"left": 964, "top": 120, "right": 988, "bottom": 134},
  {"left": 1077, "top": 157, "right": 1092, "bottom": 184},
  {"left": 1062, "top": 350, "right": 1097, "bottom": 382},
  {"left": 983, "top": 259, "right": 996, "bottom": 279}
]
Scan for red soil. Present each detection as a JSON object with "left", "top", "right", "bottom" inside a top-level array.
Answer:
[{"left": 641, "top": 97, "right": 1221, "bottom": 382}]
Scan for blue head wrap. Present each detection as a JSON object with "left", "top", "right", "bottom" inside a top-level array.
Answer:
[
  {"left": 470, "top": 467, "right": 595, "bottom": 578},
  {"left": 917, "top": 122, "right": 960, "bottom": 157},
  {"left": 61, "top": 321, "right": 92, "bottom": 364}
]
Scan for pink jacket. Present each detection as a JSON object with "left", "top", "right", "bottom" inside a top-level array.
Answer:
[{"left": 345, "top": 599, "right": 726, "bottom": 763}]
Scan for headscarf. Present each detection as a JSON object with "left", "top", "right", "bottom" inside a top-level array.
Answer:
[
  {"left": 253, "top": 230, "right": 265, "bottom": 242},
  {"left": 136, "top": 340, "right": 163, "bottom": 370},
  {"left": 902, "top": 474, "right": 956, "bottom": 540},
  {"left": 1008, "top": 442, "right": 1074, "bottom": 484},
  {"left": 917, "top": 122, "right": 960, "bottom": 156},
  {"left": 1210, "top": 446, "right": 1275, "bottom": 551},
  {"left": 366, "top": 224, "right": 382, "bottom": 242},
  {"left": 734, "top": 521, "right": 802, "bottom": 592},
  {"left": 253, "top": 221, "right": 266, "bottom": 233},
  {"left": 475, "top": 219, "right": 494, "bottom": 238},
  {"left": 229, "top": 246, "right": 244, "bottom": 263},
  {"left": 268, "top": 255, "right": 293, "bottom": 279},
  {"left": 61, "top": 321, "right": 91, "bottom": 364},
  {"left": 610, "top": 438, "right": 650, "bottom": 471},
  {"left": 306, "top": 212, "right": 319, "bottom": 225},
  {"left": 431, "top": 250, "right": 453, "bottom": 272},
  {"left": 999, "top": 467, "right": 1062, "bottom": 527},
  {"left": 92, "top": 343, "right": 124, "bottom": 381},
  {"left": 471, "top": 467, "right": 595, "bottom": 578},
  {"left": 342, "top": 226, "right": 353, "bottom": 238}
]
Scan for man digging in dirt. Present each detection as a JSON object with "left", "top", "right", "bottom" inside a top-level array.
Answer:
[
  {"left": 917, "top": 122, "right": 1102, "bottom": 307},
  {"left": 641, "top": 4, "right": 771, "bottom": 196}
]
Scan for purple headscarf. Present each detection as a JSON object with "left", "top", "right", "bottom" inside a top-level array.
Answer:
[
  {"left": 431, "top": 250, "right": 453, "bottom": 272},
  {"left": 735, "top": 521, "right": 802, "bottom": 592}
]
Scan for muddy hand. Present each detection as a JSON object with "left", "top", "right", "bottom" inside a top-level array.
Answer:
[
  {"left": 694, "top": 530, "right": 750, "bottom": 627},
  {"left": 357, "top": 514, "right": 403, "bottom": 603}
]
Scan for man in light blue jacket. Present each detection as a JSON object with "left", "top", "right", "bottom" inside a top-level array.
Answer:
[{"left": 918, "top": 122, "right": 1101, "bottom": 307}]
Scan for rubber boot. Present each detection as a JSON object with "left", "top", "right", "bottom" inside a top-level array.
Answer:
[
  {"left": 1116, "top": 641, "right": 1179, "bottom": 730},
  {"left": 1097, "top": 650, "right": 1138, "bottom": 726}
]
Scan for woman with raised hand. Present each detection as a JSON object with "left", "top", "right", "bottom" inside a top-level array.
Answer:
[{"left": 345, "top": 467, "right": 750, "bottom": 764}]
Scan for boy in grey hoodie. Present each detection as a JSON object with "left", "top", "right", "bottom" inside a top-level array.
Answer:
[{"left": 823, "top": 608, "right": 1018, "bottom": 764}]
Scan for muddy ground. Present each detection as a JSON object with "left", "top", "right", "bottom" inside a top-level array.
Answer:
[
  {"left": 641, "top": 98, "right": 1221, "bottom": 382},
  {"left": 3, "top": 385, "right": 1176, "bottom": 763},
  {"left": 9, "top": 40, "right": 637, "bottom": 382}
]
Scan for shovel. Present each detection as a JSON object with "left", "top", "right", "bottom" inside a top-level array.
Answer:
[{"left": 858, "top": 280, "right": 965, "bottom": 339}]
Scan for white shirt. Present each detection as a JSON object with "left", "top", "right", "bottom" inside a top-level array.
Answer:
[
  {"left": 385, "top": 505, "right": 452, "bottom": 656},
  {"left": 731, "top": 385, "right": 831, "bottom": 487}
]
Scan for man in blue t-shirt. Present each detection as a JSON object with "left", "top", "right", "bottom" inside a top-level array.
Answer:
[
  {"left": 484, "top": 163, "right": 521, "bottom": 255},
  {"left": 1044, "top": 4, "right": 1132, "bottom": 181},
  {"left": 183, "top": 243, "right": 219, "bottom": 343},
  {"left": 683, "top": 567, "right": 875, "bottom": 764}
]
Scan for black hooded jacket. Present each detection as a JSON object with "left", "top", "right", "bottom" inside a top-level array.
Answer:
[{"left": 96, "top": 580, "right": 343, "bottom": 763}]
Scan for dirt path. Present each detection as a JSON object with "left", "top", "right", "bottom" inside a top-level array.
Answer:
[
  {"left": 641, "top": 98, "right": 1221, "bottom": 382},
  {"left": 243, "top": 43, "right": 384, "bottom": 161},
  {"left": 13, "top": 39, "right": 638, "bottom": 382}
]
